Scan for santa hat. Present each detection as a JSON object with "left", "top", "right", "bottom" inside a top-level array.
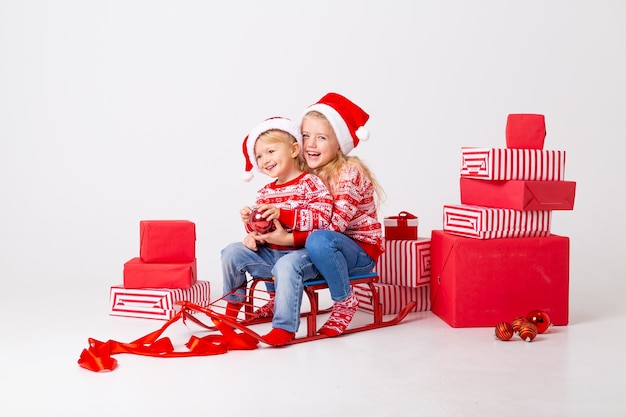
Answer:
[
  {"left": 302, "top": 92, "right": 370, "bottom": 155},
  {"left": 242, "top": 117, "right": 302, "bottom": 182}
]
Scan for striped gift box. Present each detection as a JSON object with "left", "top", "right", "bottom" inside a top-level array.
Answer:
[
  {"left": 375, "top": 238, "right": 431, "bottom": 287},
  {"left": 354, "top": 282, "right": 430, "bottom": 315},
  {"left": 460, "top": 147, "right": 566, "bottom": 181},
  {"left": 109, "top": 280, "right": 210, "bottom": 320},
  {"left": 443, "top": 204, "right": 551, "bottom": 239}
]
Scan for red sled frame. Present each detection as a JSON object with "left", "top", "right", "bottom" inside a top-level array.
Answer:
[{"left": 203, "top": 272, "right": 417, "bottom": 345}]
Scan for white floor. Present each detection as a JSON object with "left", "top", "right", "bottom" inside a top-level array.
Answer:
[{"left": 2, "top": 276, "right": 625, "bottom": 417}]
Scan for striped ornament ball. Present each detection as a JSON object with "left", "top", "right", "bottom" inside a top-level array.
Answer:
[
  {"left": 518, "top": 322, "right": 538, "bottom": 342},
  {"left": 494, "top": 322, "right": 515, "bottom": 341}
]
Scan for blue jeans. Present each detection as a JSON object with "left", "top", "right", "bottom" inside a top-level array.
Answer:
[
  {"left": 221, "top": 242, "right": 320, "bottom": 332},
  {"left": 305, "top": 230, "right": 376, "bottom": 302}
]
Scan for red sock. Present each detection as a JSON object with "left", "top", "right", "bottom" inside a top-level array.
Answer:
[
  {"left": 319, "top": 291, "right": 359, "bottom": 337},
  {"left": 262, "top": 328, "right": 295, "bottom": 347},
  {"left": 225, "top": 302, "right": 242, "bottom": 318}
]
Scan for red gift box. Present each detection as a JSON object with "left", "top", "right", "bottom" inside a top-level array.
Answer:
[
  {"left": 384, "top": 211, "right": 419, "bottom": 240},
  {"left": 429, "top": 230, "right": 569, "bottom": 328},
  {"left": 354, "top": 282, "right": 430, "bottom": 315},
  {"left": 460, "top": 147, "right": 566, "bottom": 181},
  {"left": 505, "top": 113, "right": 546, "bottom": 149},
  {"left": 459, "top": 178, "right": 576, "bottom": 211},
  {"left": 140, "top": 220, "right": 196, "bottom": 263},
  {"left": 123, "top": 257, "right": 197, "bottom": 289},
  {"left": 443, "top": 204, "right": 551, "bottom": 239},
  {"left": 110, "top": 280, "right": 210, "bottom": 320},
  {"left": 375, "top": 238, "right": 431, "bottom": 287}
]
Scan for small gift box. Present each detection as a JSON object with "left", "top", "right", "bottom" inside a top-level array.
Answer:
[
  {"left": 123, "top": 258, "right": 197, "bottom": 289},
  {"left": 505, "top": 113, "right": 546, "bottom": 149},
  {"left": 354, "top": 282, "right": 431, "bottom": 315},
  {"left": 140, "top": 220, "right": 196, "bottom": 263},
  {"left": 384, "top": 211, "right": 419, "bottom": 240}
]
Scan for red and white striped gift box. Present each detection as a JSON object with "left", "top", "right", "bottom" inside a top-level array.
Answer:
[
  {"left": 110, "top": 280, "right": 210, "bottom": 320},
  {"left": 354, "top": 282, "right": 430, "bottom": 315},
  {"left": 460, "top": 147, "right": 566, "bottom": 181},
  {"left": 443, "top": 204, "right": 552, "bottom": 239},
  {"left": 375, "top": 238, "right": 431, "bottom": 287}
]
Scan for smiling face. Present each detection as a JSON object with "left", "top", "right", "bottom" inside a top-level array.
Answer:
[
  {"left": 301, "top": 113, "right": 341, "bottom": 170},
  {"left": 254, "top": 130, "right": 302, "bottom": 184}
]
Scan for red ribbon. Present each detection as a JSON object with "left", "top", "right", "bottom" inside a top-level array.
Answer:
[{"left": 78, "top": 304, "right": 258, "bottom": 372}]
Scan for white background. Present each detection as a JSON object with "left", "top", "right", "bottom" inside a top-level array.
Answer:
[
  {"left": 1, "top": 1, "right": 625, "bottom": 415},
  {"left": 2, "top": 1, "right": 624, "bottom": 297}
]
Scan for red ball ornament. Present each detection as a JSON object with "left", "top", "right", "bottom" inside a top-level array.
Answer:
[
  {"left": 526, "top": 309, "right": 551, "bottom": 334},
  {"left": 511, "top": 316, "right": 529, "bottom": 333},
  {"left": 249, "top": 207, "right": 275, "bottom": 233},
  {"left": 494, "top": 322, "right": 514, "bottom": 341},
  {"left": 518, "top": 322, "right": 537, "bottom": 342}
]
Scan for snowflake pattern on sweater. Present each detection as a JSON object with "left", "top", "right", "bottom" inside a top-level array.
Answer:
[
  {"left": 250, "top": 172, "right": 333, "bottom": 248},
  {"left": 328, "top": 163, "right": 384, "bottom": 259}
]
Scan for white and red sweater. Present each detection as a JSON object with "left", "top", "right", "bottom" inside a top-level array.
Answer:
[
  {"left": 247, "top": 172, "right": 333, "bottom": 249},
  {"left": 328, "top": 163, "right": 384, "bottom": 261}
]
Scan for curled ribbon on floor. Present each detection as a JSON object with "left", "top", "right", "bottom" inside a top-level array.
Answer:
[{"left": 78, "top": 302, "right": 259, "bottom": 372}]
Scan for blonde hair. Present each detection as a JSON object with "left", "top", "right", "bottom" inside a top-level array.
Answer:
[
  {"left": 303, "top": 111, "right": 385, "bottom": 202},
  {"left": 255, "top": 129, "right": 307, "bottom": 173}
]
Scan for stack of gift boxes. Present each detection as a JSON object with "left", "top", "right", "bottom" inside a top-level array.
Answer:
[
  {"left": 355, "top": 211, "right": 432, "bottom": 314},
  {"left": 109, "top": 220, "right": 211, "bottom": 320},
  {"left": 430, "top": 114, "right": 576, "bottom": 327}
]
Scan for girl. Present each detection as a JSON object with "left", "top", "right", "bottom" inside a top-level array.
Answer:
[{"left": 302, "top": 92, "right": 385, "bottom": 337}]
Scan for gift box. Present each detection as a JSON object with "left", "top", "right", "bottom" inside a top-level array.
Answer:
[
  {"left": 123, "top": 257, "right": 197, "bottom": 289},
  {"left": 354, "top": 282, "right": 430, "bottom": 315},
  {"left": 505, "top": 113, "right": 546, "bottom": 149},
  {"left": 429, "top": 230, "right": 569, "bottom": 328},
  {"left": 443, "top": 204, "right": 551, "bottom": 239},
  {"left": 460, "top": 147, "right": 566, "bottom": 181},
  {"left": 140, "top": 220, "right": 196, "bottom": 263},
  {"left": 110, "top": 280, "right": 210, "bottom": 320},
  {"left": 384, "top": 211, "right": 419, "bottom": 240},
  {"left": 375, "top": 238, "right": 431, "bottom": 287},
  {"left": 460, "top": 178, "right": 576, "bottom": 211}
]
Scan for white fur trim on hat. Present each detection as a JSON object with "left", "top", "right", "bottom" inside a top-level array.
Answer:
[
  {"left": 304, "top": 103, "right": 356, "bottom": 154},
  {"left": 242, "top": 117, "right": 302, "bottom": 181}
]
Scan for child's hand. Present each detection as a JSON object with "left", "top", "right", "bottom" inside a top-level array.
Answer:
[
  {"left": 240, "top": 206, "right": 252, "bottom": 224},
  {"left": 255, "top": 204, "right": 280, "bottom": 221},
  {"left": 257, "top": 220, "right": 294, "bottom": 247},
  {"left": 242, "top": 233, "right": 260, "bottom": 251}
]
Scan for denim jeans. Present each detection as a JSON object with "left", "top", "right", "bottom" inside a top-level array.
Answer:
[
  {"left": 221, "top": 242, "right": 320, "bottom": 332},
  {"left": 305, "top": 230, "right": 376, "bottom": 302}
]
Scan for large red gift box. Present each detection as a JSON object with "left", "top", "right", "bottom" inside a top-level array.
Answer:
[
  {"left": 384, "top": 211, "right": 419, "bottom": 240},
  {"left": 460, "top": 147, "right": 566, "bottom": 181},
  {"left": 443, "top": 204, "right": 551, "bottom": 239},
  {"left": 123, "top": 257, "right": 197, "bottom": 289},
  {"left": 459, "top": 178, "right": 576, "bottom": 211},
  {"left": 375, "top": 238, "right": 431, "bottom": 287},
  {"left": 140, "top": 220, "right": 196, "bottom": 263},
  {"left": 429, "top": 230, "right": 569, "bottom": 328},
  {"left": 110, "top": 280, "right": 210, "bottom": 320},
  {"left": 354, "top": 282, "right": 430, "bottom": 315},
  {"left": 505, "top": 113, "right": 546, "bottom": 149}
]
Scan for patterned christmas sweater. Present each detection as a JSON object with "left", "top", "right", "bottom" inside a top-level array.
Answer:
[
  {"left": 328, "top": 163, "right": 384, "bottom": 261},
  {"left": 248, "top": 172, "right": 333, "bottom": 249}
]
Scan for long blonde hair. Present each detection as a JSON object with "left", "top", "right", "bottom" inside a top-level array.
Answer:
[{"left": 304, "top": 111, "right": 385, "bottom": 202}]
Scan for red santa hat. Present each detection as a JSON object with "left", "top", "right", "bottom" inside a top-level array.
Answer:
[
  {"left": 302, "top": 92, "right": 370, "bottom": 155},
  {"left": 242, "top": 117, "right": 302, "bottom": 182}
]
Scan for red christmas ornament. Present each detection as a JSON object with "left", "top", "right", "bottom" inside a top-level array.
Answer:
[
  {"left": 526, "top": 309, "right": 551, "bottom": 334},
  {"left": 248, "top": 207, "right": 275, "bottom": 233},
  {"left": 511, "top": 316, "right": 529, "bottom": 333},
  {"left": 518, "top": 322, "right": 537, "bottom": 342},
  {"left": 494, "top": 322, "right": 514, "bottom": 341}
]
